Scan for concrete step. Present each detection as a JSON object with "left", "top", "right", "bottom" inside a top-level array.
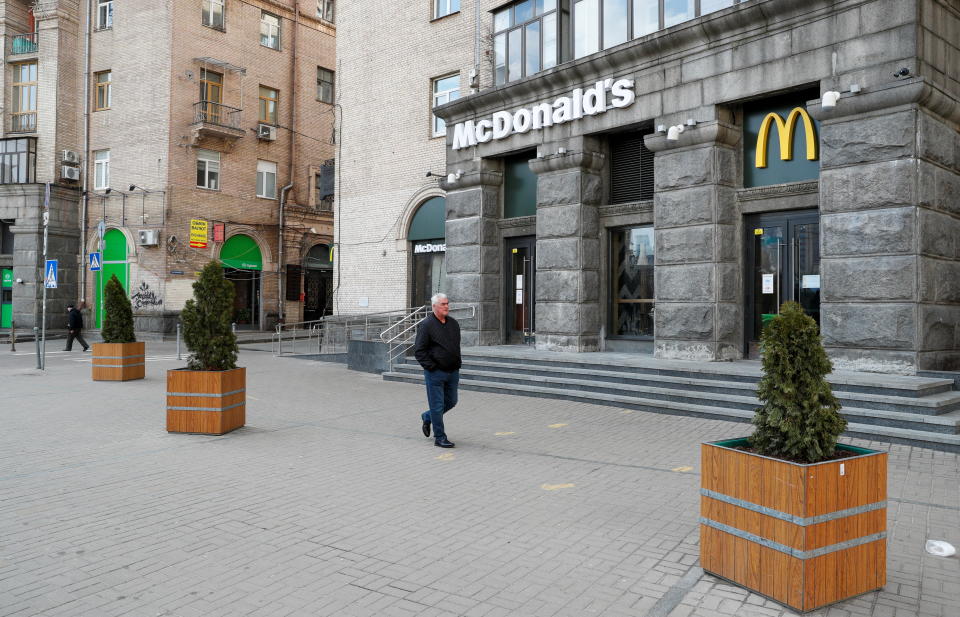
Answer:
[
  {"left": 395, "top": 360, "right": 960, "bottom": 418},
  {"left": 383, "top": 371, "right": 960, "bottom": 450},
  {"left": 460, "top": 348, "right": 956, "bottom": 397}
]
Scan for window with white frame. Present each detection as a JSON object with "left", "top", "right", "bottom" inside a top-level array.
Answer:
[
  {"left": 432, "top": 74, "right": 460, "bottom": 137},
  {"left": 202, "top": 0, "right": 225, "bottom": 29},
  {"left": 196, "top": 149, "right": 220, "bottom": 190},
  {"left": 260, "top": 11, "right": 281, "bottom": 49},
  {"left": 96, "top": 0, "right": 113, "bottom": 29},
  {"left": 317, "top": 0, "right": 335, "bottom": 23},
  {"left": 256, "top": 160, "right": 277, "bottom": 199},
  {"left": 435, "top": 0, "right": 460, "bottom": 19},
  {"left": 94, "top": 150, "right": 110, "bottom": 190},
  {"left": 317, "top": 67, "right": 334, "bottom": 104}
]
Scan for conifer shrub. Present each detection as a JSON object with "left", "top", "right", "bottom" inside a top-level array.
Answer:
[
  {"left": 750, "top": 301, "right": 847, "bottom": 463},
  {"left": 180, "top": 261, "right": 238, "bottom": 371},
  {"left": 101, "top": 274, "right": 136, "bottom": 343}
]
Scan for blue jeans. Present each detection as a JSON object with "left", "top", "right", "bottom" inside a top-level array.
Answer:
[{"left": 422, "top": 369, "right": 459, "bottom": 442}]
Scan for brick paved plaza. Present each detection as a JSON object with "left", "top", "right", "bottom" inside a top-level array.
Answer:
[{"left": 1, "top": 344, "right": 958, "bottom": 617}]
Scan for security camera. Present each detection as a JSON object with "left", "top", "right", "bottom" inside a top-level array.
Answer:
[
  {"left": 894, "top": 67, "right": 910, "bottom": 78},
  {"left": 129, "top": 184, "right": 136, "bottom": 191},
  {"left": 104, "top": 187, "right": 111, "bottom": 194}
]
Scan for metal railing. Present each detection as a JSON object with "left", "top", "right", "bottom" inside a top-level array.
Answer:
[
  {"left": 193, "top": 101, "right": 242, "bottom": 130},
  {"left": 273, "top": 307, "right": 419, "bottom": 357},
  {"left": 380, "top": 304, "right": 476, "bottom": 371},
  {"left": 9, "top": 32, "right": 38, "bottom": 55},
  {"left": 10, "top": 113, "right": 36, "bottom": 133}
]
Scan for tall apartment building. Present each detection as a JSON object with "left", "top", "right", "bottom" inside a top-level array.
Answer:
[
  {"left": 0, "top": 0, "right": 336, "bottom": 336},
  {"left": 337, "top": 0, "right": 960, "bottom": 374}
]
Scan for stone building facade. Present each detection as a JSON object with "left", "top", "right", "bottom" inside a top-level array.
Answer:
[
  {"left": 1, "top": 0, "right": 336, "bottom": 336},
  {"left": 423, "top": 0, "right": 959, "bottom": 375}
]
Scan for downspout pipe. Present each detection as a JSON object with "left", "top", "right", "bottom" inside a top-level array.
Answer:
[
  {"left": 79, "top": 0, "right": 93, "bottom": 303},
  {"left": 278, "top": 182, "right": 293, "bottom": 323}
]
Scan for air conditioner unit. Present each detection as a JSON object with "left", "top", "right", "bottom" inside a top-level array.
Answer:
[
  {"left": 137, "top": 229, "right": 159, "bottom": 246},
  {"left": 61, "top": 165, "right": 81, "bottom": 181},
  {"left": 62, "top": 150, "right": 81, "bottom": 164},
  {"left": 257, "top": 123, "right": 277, "bottom": 141}
]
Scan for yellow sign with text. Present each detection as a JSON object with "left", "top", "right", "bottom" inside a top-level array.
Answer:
[
  {"left": 189, "top": 219, "right": 208, "bottom": 249},
  {"left": 755, "top": 107, "right": 818, "bottom": 168}
]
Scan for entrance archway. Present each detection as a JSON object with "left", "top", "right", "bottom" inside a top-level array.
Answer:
[
  {"left": 95, "top": 229, "right": 129, "bottom": 328},
  {"left": 408, "top": 196, "right": 446, "bottom": 307},
  {"left": 220, "top": 234, "right": 263, "bottom": 329},
  {"left": 303, "top": 244, "right": 332, "bottom": 322}
]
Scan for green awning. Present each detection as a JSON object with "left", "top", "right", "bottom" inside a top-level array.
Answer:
[
  {"left": 220, "top": 234, "right": 263, "bottom": 270},
  {"left": 408, "top": 197, "right": 446, "bottom": 241}
]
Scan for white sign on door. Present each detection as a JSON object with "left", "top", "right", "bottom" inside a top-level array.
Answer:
[{"left": 762, "top": 274, "right": 774, "bottom": 294}]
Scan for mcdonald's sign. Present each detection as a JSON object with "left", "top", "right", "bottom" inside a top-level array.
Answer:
[{"left": 744, "top": 92, "right": 821, "bottom": 188}]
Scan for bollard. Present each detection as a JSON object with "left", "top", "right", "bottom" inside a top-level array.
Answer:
[
  {"left": 176, "top": 322, "right": 181, "bottom": 360},
  {"left": 34, "top": 326, "right": 40, "bottom": 369},
  {"left": 9, "top": 320, "right": 15, "bottom": 352}
]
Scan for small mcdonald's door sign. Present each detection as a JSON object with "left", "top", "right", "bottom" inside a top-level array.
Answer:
[{"left": 189, "top": 219, "right": 208, "bottom": 249}]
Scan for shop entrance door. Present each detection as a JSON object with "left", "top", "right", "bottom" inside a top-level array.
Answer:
[
  {"left": 745, "top": 209, "right": 820, "bottom": 357},
  {"left": 303, "top": 269, "right": 332, "bottom": 322},
  {"left": 225, "top": 268, "right": 260, "bottom": 329},
  {"left": 504, "top": 236, "right": 535, "bottom": 344}
]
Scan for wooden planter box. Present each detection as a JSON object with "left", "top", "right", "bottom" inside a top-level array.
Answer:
[
  {"left": 166, "top": 367, "right": 245, "bottom": 435},
  {"left": 92, "top": 342, "right": 145, "bottom": 381},
  {"left": 701, "top": 438, "right": 887, "bottom": 613}
]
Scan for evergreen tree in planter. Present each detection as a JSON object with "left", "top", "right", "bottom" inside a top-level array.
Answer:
[
  {"left": 101, "top": 274, "right": 135, "bottom": 343},
  {"left": 750, "top": 301, "right": 847, "bottom": 464},
  {"left": 92, "top": 274, "right": 145, "bottom": 381},
  {"left": 167, "top": 260, "right": 244, "bottom": 435},
  {"left": 180, "top": 260, "right": 238, "bottom": 371}
]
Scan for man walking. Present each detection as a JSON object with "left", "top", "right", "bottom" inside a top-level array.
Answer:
[
  {"left": 64, "top": 303, "right": 89, "bottom": 352},
  {"left": 414, "top": 293, "right": 460, "bottom": 448}
]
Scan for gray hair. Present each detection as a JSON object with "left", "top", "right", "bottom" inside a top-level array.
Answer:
[{"left": 431, "top": 293, "right": 448, "bottom": 306}]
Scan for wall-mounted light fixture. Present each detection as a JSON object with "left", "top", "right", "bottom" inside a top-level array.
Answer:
[
  {"left": 666, "top": 124, "right": 685, "bottom": 141},
  {"left": 557, "top": 147, "right": 567, "bottom": 155},
  {"left": 446, "top": 170, "right": 463, "bottom": 184},
  {"left": 425, "top": 171, "right": 444, "bottom": 178},
  {"left": 821, "top": 91, "right": 841, "bottom": 108},
  {"left": 656, "top": 124, "right": 667, "bottom": 133}
]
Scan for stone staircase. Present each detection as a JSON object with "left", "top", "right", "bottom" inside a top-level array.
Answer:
[{"left": 382, "top": 347, "right": 960, "bottom": 452}]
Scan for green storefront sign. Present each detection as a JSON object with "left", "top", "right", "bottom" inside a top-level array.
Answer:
[{"left": 1, "top": 268, "right": 12, "bottom": 329}]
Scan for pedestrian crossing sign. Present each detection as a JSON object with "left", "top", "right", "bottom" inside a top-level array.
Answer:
[
  {"left": 89, "top": 252, "right": 102, "bottom": 272},
  {"left": 44, "top": 260, "right": 58, "bottom": 289}
]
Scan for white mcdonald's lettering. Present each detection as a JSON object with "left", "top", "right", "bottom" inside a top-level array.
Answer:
[
  {"left": 451, "top": 78, "right": 636, "bottom": 150},
  {"left": 414, "top": 243, "right": 446, "bottom": 254}
]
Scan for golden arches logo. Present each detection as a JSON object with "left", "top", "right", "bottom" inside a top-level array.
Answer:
[{"left": 755, "top": 107, "right": 818, "bottom": 168}]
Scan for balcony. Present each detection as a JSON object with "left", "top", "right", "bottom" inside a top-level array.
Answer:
[
  {"left": 8, "top": 32, "right": 38, "bottom": 56},
  {"left": 10, "top": 113, "right": 36, "bottom": 134},
  {"left": 190, "top": 101, "right": 245, "bottom": 142}
]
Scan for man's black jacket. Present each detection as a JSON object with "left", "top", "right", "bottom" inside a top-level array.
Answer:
[
  {"left": 413, "top": 313, "right": 461, "bottom": 372},
  {"left": 67, "top": 308, "right": 83, "bottom": 330}
]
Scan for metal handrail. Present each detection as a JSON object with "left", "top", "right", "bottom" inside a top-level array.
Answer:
[
  {"left": 192, "top": 101, "right": 242, "bottom": 129},
  {"left": 273, "top": 307, "right": 425, "bottom": 356},
  {"left": 380, "top": 304, "right": 476, "bottom": 371}
]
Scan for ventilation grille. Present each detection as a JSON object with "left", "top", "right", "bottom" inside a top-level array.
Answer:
[{"left": 610, "top": 130, "right": 655, "bottom": 204}]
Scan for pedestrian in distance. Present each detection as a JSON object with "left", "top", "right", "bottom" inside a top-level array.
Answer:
[
  {"left": 64, "top": 302, "right": 90, "bottom": 352},
  {"left": 414, "top": 293, "right": 461, "bottom": 448}
]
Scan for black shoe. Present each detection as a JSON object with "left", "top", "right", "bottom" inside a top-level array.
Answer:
[
  {"left": 434, "top": 439, "right": 455, "bottom": 448},
  {"left": 83, "top": 347, "right": 90, "bottom": 352},
  {"left": 422, "top": 420, "right": 431, "bottom": 438}
]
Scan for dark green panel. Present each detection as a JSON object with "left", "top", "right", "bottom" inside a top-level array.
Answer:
[
  {"left": 102, "top": 229, "right": 127, "bottom": 261},
  {"left": 504, "top": 152, "right": 537, "bottom": 219},
  {"left": 744, "top": 90, "right": 821, "bottom": 188},
  {"left": 408, "top": 197, "right": 446, "bottom": 241},
  {"left": 220, "top": 234, "right": 263, "bottom": 270},
  {"left": 1, "top": 268, "right": 11, "bottom": 329}
]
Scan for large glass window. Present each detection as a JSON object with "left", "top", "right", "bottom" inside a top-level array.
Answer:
[
  {"left": 94, "top": 150, "right": 110, "bottom": 190},
  {"left": 571, "top": 0, "right": 745, "bottom": 59},
  {"left": 196, "top": 149, "right": 220, "bottom": 190},
  {"left": 11, "top": 62, "right": 37, "bottom": 133},
  {"left": 96, "top": 0, "right": 113, "bottom": 29},
  {"left": 435, "top": 0, "right": 460, "bottom": 19},
  {"left": 259, "top": 86, "right": 279, "bottom": 124},
  {"left": 95, "top": 71, "right": 111, "bottom": 111},
  {"left": 432, "top": 74, "right": 460, "bottom": 137},
  {"left": 0, "top": 138, "right": 35, "bottom": 184},
  {"left": 256, "top": 160, "right": 277, "bottom": 199},
  {"left": 202, "top": 0, "right": 225, "bottom": 29},
  {"left": 611, "top": 226, "right": 655, "bottom": 338},
  {"left": 260, "top": 12, "right": 281, "bottom": 49},
  {"left": 493, "top": 0, "right": 560, "bottom": 86}
]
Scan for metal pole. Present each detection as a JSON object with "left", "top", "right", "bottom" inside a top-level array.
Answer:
[
  {"left": 34, "top": 326, "right": 40, "bottom": 369},
  {"left": 9, "top": 320, "right": 15, "bottom": 352},
  {"left": 176, "top": 322, "right": 181, "bottom": 360},
  {"left": 40, "top": 183, "right": 49, "bottom": 371}
]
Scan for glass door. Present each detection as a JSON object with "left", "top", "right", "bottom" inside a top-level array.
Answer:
[
  {"left": 505, "top": 236, "right": 536, "bottom": 344},
  {"left": 745, "top": 210, "right": 820, "bottom": 355}
]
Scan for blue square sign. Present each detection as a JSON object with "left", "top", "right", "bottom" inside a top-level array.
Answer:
[
  {"left": 44, "top": 260, "right": 58, "bottom": 289},
  {"left": 89, "top": 252, "right": 102, "bottom": 272}
]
